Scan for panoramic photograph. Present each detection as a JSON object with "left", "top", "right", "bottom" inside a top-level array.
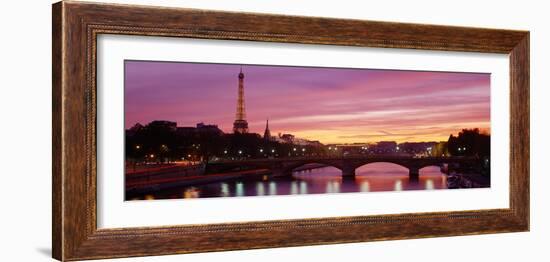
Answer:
[{"left": 124, "top": 61, "right": 491, "bottom": 201}]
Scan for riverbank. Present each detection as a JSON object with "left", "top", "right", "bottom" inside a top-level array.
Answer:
[
  {"left": 126, "top": 163, "right": 329, "bottom": 195},
  {"left": 125, "top": 168, "right": 271, "bottom": 197},
  {"left": 448, "top": 172, "right": 490, "bottom": 188}
]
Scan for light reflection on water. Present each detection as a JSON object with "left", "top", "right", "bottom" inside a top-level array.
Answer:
[
  {"left": 269, "top": 181, "right": 277, "bottom": 195},
  {"left": 235, "top": 182, "right": 244, "bottom": 197},
  {"left": 138, "top": 162, "right": 450, "bottom": 200},
  {"left": 256, "top": 182, "right": 265, "bottom": 196},
  {"left": 394, "top": 180, "right": 403, "bottom": 191},
  {"left": 425, "top": 179, "right": 434, "bottom": 190},
  {"left": 360, "top": 181, "right": 370, "bottom": 192},
  {"left": 290, "top": 181, "right": 298, "bottom": 195}
]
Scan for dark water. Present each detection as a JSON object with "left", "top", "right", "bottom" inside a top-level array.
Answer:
[{"left": 132, "top": 163, "right": 449, "bottom": 200}]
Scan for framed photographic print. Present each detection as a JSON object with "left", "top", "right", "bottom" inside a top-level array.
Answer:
[{"left": 52, "top": 1, "right": 529, "bottom": 261}]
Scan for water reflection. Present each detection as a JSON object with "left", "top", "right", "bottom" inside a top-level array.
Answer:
[
  {"left": 290, "top": 181, "right": 298, "bottom": 195},
  {"left": 221, "top": 183, "right": 230, "bottom": 197},
  {"left": 269, "top": 181, "right": 277, "bottom": 195},
  {"left": 145, "top": 194, "right": 155, "bottom": 200},
  {"left": 326, "top": 181, "right": 341, "bottom": 193},
  {"left": 360, "top": 181, "right": 370, "bottom": 192},
  {"left": 183, "top": 188, "right": 199, "bottom": 198},
  {"left": 425, "top": 179, "right": 434, "bottom": 190},
  {"left": 134, "top": 163, "right": 450, "bottom": 200},
  {"left": 256, "top": 182, "right": 265, "bottom": 196},
  {"left": 235, "top": 182, "right": 244, "bottom": 197},
  {"left": 394, "top": 180, "right": 403, "bottom": 191},
  {"left": 300, "top": 181, "right": 308, "bottom": 194}
]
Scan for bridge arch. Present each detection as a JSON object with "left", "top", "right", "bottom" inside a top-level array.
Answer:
[
  {"left": 282, "top": 161, "right": 343, "bottom": 175},
  {"left": 352, "top": 161, "right": 422, "bottom": 180},
  {"left": 419, "top": 164, "right": 444, "bottom": 170},
  {"left": 419, "top": 165, "right": 446, "bottom": 175},
  {"left": 354, "top": 161, "right": 411, "bottom": 172}
]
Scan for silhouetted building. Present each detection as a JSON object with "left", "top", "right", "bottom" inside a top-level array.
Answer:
[
  {"left": 177, "top": 123, "right": 224, "bottom": 136},
  {"left": 263, "top": 119, "right": 272, "bottom": 141},
  {"left": 196, "top": 122, "right": 223, "bottom": 136},
  {"left": 332, "top": 143, "right": 370, "bottom": 154},
  {"left": 233, "top": 67, "right": 249, "bottom": 133},
  {"left": 372, "top": 141, "right": 397, "bottom": 153},
  {"left": 279, "top": 133, "right": 295, "bottom": 144},
  {"left": 398, "top": 142, "right": 438, "bottom": 154},
  {"left": 176, "top": 126, "right": 196, "bottom": 136},
  {"left": 126, "top": 123, "right": 144, "bottom": 137},
  {"left": 307, "top": 141, "right": 324, "bottom": 147},
  {"left": 148, "top": 120, "right": 177, "bottom": 131}
]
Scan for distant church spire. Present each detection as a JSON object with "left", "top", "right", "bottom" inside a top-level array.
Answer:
[
  {"left": 233, "top": 66, "right": 249, "bottom": 133},
  {"left": 263, "top": 119, "right": 272, "bottom": 140}
]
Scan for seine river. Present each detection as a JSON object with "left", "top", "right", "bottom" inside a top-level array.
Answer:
[{"left": 135, "top": 162, "right": 448, "bottom": 200}]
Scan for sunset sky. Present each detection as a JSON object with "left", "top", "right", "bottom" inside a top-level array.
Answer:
[{"left": 125, "top": 61, "right": 490, "bottom": 144}]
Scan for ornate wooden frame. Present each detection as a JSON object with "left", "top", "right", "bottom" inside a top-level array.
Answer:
[{"left": 52, "top": 1, "right": 530, "bottom": 261}]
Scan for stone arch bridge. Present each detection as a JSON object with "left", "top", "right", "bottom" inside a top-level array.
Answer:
[{"left": 208, "top": 156, "right": 478, "bottom": 180}]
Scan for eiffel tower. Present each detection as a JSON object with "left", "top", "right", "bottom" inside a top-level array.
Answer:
[{"left": 233, "top": 66, "right": 249, "bottom": 134}]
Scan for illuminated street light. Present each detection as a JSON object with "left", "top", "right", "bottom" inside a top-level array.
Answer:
[
  {"left": 302, "top": 148, "right": 306, "bottom": 152},
  {"left": 223, "top": 150, "right": 228, "bottom": 154},
  {"left": 238, "top": 150, "right": 242, "bottom": 155},
  {"left": 293, "top": 148, "right": 297, "bottom": 151},
  {"left": 271, "top": 149, "right": 275, "bottom": 153},
  {"left": 149, "top": 154, "right": 155, "bottom": 158},
  {"left": 259, "top": 149, "right": 264, "bottom": 153},
  {"left": 135, "top": 145, "right": 140, "bottom": 149}
]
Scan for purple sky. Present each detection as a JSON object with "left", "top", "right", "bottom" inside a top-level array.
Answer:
[{"left": 125, "top": 61, "right": 490, "bottom": 144}]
